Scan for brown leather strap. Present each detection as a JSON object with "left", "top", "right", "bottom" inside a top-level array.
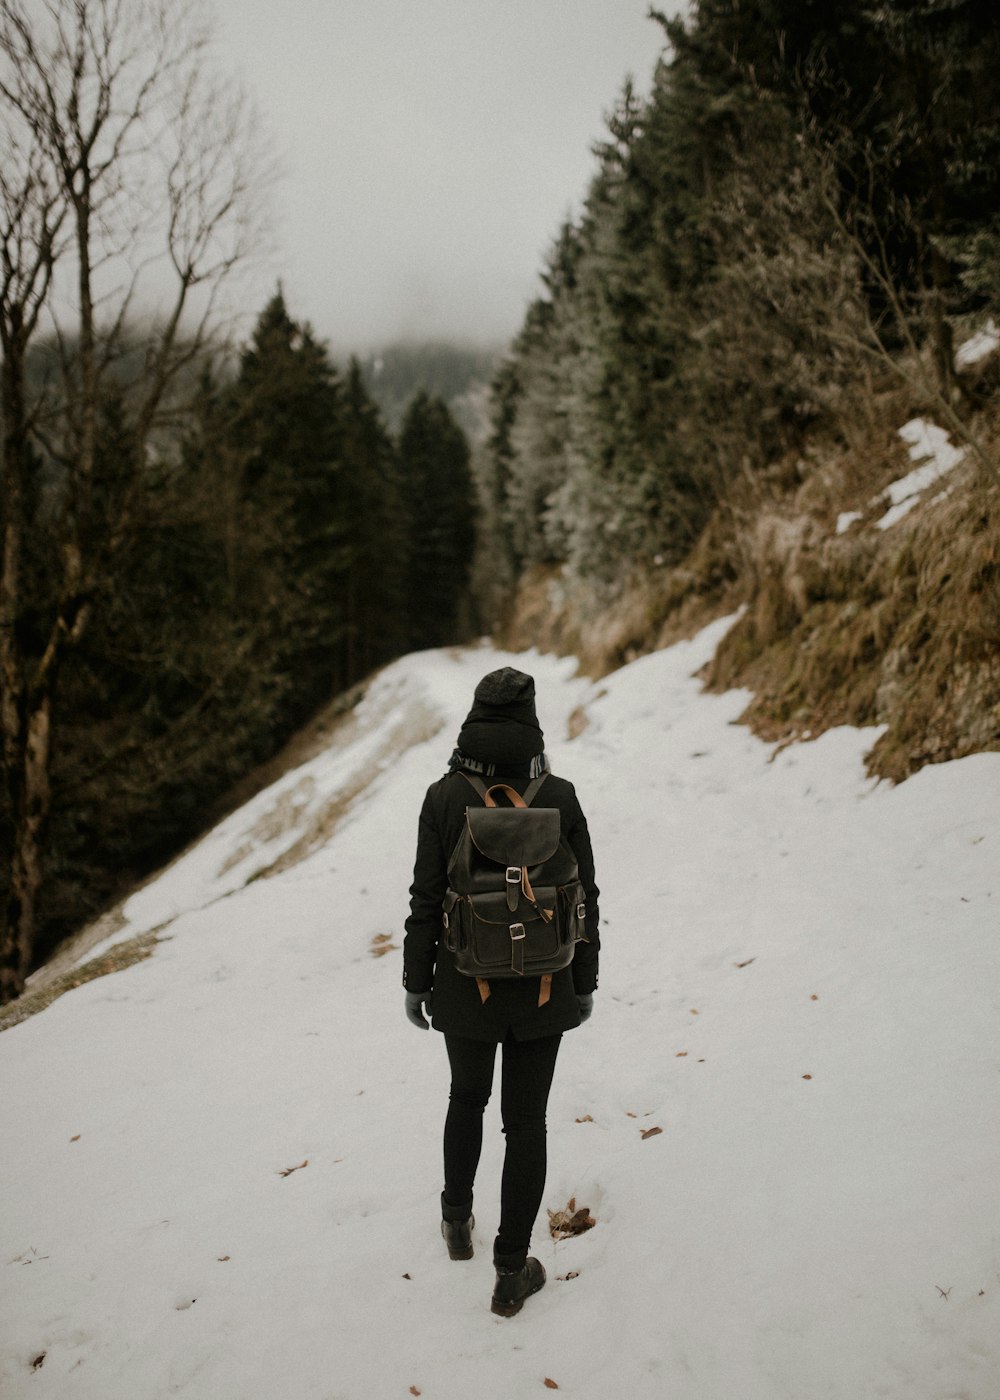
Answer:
[
  {"left": 476, "top": 978, "right": 491, "bottom": 1003},
  {"left": 521, "top": 868, "right": 553, "bottom": 921},
  {"left": 538, "top": 974, "right": 552, "bottom": 1008},
  {"left": 460, "top": 774, "right": 548, "bottom": 809},
  {"left": 483, "top": 783, "right": 526, "bottom": 809}
]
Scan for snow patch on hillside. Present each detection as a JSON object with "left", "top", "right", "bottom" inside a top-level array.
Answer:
[
  {"left": 875, "top": 418, "right": 965, "bottom": 530},
  {"left": 956, "top": 319, "right": 999, "bottom": 369}
]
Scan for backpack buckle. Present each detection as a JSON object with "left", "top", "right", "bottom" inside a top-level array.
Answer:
[
  {"left": 505, "top": 866, "right": 522, "bottom": 911},
  {"left": 509, "top": 923, "right": 526, "bottom": 975}
]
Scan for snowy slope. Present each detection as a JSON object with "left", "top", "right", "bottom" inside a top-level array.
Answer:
[{"left": 2, "top": 621, "right": 998, "bottom": 1400}]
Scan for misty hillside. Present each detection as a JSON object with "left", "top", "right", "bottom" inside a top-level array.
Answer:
[{"left": 360, "top": 342, "right": 501, "bottom": 439}]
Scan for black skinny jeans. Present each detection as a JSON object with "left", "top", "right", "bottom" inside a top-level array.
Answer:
[{"left": 443, "top": 1032, "right": 562, "bottom": 1264}]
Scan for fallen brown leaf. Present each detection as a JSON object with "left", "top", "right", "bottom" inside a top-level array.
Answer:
[
  {"left": 278, "top": 1159, "right": 309, "bottom": 1177},
  {"left": 734, "top": 958, "right": 756, "bottom": 968},
  {"left": 410, "top": 1387, "right": 421, "bottom": 1396},
  {"left": 548, "top": 1198, "right": 596, "bottom": 1240},
  {"left": 217, "top": 1255, "right": 231, "bottom": 1262},
  {"left": 675, "top": 1051, "right": 687, "bottom": 1058},
  {"left": 370, "top": 933, "right": 398, "bottom": 958},
  {"left": 70, "top": 1135, "right": 81, "bottom": 1142},
  {"left": 402, "top": 1273, "right": 412, "bottom": 1280},
  {"left": 641, "top": 1126, "right": 663, "bottom": 1140},
  {"left": 556, "top": 1271, "right": 580, "bottom": 1281},
  {"left": 625, "top": 1111, "right": 637, "bottom": 1118},
  {"left": 544, "top": 1381, "right": 559, "bottom": 1390},
  {"left": 802, "top": 1074, "right": 813, "bottom": 1081},
  {"left": 575, "top": 1114, "right": 593, "bottom": 1123}
]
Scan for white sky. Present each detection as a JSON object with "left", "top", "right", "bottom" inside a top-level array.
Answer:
[{"left": 208, "top": 0, "right": 681, "bottom": 352}]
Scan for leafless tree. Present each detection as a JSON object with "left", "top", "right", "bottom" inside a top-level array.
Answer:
[{"left": 0, "top": 0, "right": 271, "bottom": 1001}]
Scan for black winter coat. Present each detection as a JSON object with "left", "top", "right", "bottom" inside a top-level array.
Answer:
[{"left": 403, "top": 768, "right": 600, "bottom": 1042}]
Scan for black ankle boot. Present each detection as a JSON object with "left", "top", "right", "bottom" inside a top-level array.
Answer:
[
  {"left": 441, "top": 1215, "right": 474, "bottom": 1260},
  {"left": 490, "top": 1257, "right": 546, "bottom": 1316}
]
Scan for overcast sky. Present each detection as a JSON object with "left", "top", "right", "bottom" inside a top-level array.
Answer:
[{"left": 208, "top": 0, "right": 682, "bottom": 354}]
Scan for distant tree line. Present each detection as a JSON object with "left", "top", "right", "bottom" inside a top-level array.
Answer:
[{"left": 475, "top": 0, "right": 1000, "bottom": 596}]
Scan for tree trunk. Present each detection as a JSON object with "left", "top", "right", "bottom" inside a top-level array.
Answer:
[
  {"left": 0, "top": 697, "right": 52, "bottom": 1003},
  {"left": 927, "top": 270, "right": 956, "bottom": 404}
]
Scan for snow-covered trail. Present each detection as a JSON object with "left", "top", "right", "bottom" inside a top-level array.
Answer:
[{"left": 2, "top": 621, "right": 998, "bottom": 1400}]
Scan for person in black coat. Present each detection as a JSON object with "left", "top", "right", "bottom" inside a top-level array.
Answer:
[{"left": 403, "top": 666, "right": 600, "bottom": 1316}]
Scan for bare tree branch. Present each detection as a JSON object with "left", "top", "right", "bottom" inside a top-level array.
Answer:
[{"left": 0, "top": 0, "right": 272, "bottom": 1000}]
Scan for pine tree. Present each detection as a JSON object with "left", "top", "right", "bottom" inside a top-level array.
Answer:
[
  {"left": 224, "top": 290, "right": 351, "bottom": 718},
  {"left": 338, "top": 358, "right": 408, "bottom": 677},
  {"left": 396, "top": 393, "right": 476, "bottom": 650}
]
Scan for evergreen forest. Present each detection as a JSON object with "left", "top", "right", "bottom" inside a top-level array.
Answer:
[
  {"left": 476, "top": 0, "right": 1000, "bottom": 591},
  {"left": 3, "top": 0, "right": 1000, "bottom": 1001}
]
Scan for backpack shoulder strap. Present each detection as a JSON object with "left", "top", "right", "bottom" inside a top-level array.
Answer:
[
  {"left": 459, "top": 772, "right": 489, "bottom": 801},
  {"left": 522, "top": 774, "right": 548, "bottom": 807},
  {"left": 459, "top": 771, "right": 548, "bottom": 807}
]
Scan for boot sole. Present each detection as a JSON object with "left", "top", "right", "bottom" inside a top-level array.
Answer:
[{"left": 490, "top": 1274, "right": 545, "bottom": 1317}]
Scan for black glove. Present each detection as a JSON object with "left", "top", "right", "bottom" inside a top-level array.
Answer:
[
  {"left": 577, "top": 993, "right": 594, "bottom": 1023},
  {"left": 405, "top": 989, "right": 433, "bottom": 1030}
]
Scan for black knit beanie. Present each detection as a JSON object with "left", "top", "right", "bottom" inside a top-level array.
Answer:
[
  {"left": 455, "top": 667, "right": 544, "bottom": 768},
  {"left": 471, "top": 667, "right": 539, "bottom": 727}
]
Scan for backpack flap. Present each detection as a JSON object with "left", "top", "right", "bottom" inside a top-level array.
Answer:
[{"left": 465, "top": 806, "right": 560, "bottom": 867}]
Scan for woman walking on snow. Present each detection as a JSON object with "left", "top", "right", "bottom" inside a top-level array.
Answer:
[{"left": 402, "top": 667, "right": 600, "bottom": 1316}]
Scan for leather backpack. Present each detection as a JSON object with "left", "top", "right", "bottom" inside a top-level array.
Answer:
[{"left": 442, "top": 774, "right": 587, "bottom": 1006}]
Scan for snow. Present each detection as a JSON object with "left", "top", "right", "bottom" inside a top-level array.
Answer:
[
  {"left": 3, "top": 620, "right": 999, "bottom": 1400},
  {"left": 956, "top": 320, "right": 999, "bottom": 370},
  {"left": 875, "top": 418, "right": 965, "bottom": 530},
  {"left": 834, "top": 416, "right": 964, "bottom": 536}
]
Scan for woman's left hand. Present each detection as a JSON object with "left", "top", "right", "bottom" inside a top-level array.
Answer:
[{"left": 405, "top": 990, "right": 433, "bottom": 1029}]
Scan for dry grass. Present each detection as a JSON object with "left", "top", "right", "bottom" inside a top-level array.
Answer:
[
  {"left": 0, "top": 931, "right": 161, "bottom": 1033},
  {"left": 499, "top": 394, "right": 999, "bottom": 783},
  {"left": 704, "top": 418, "right": 1000, "bottom": 780}
]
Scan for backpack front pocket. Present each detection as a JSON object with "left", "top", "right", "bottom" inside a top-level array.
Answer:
[{"left": 449, "top": 891, "right": 573, "bottom": 977}]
